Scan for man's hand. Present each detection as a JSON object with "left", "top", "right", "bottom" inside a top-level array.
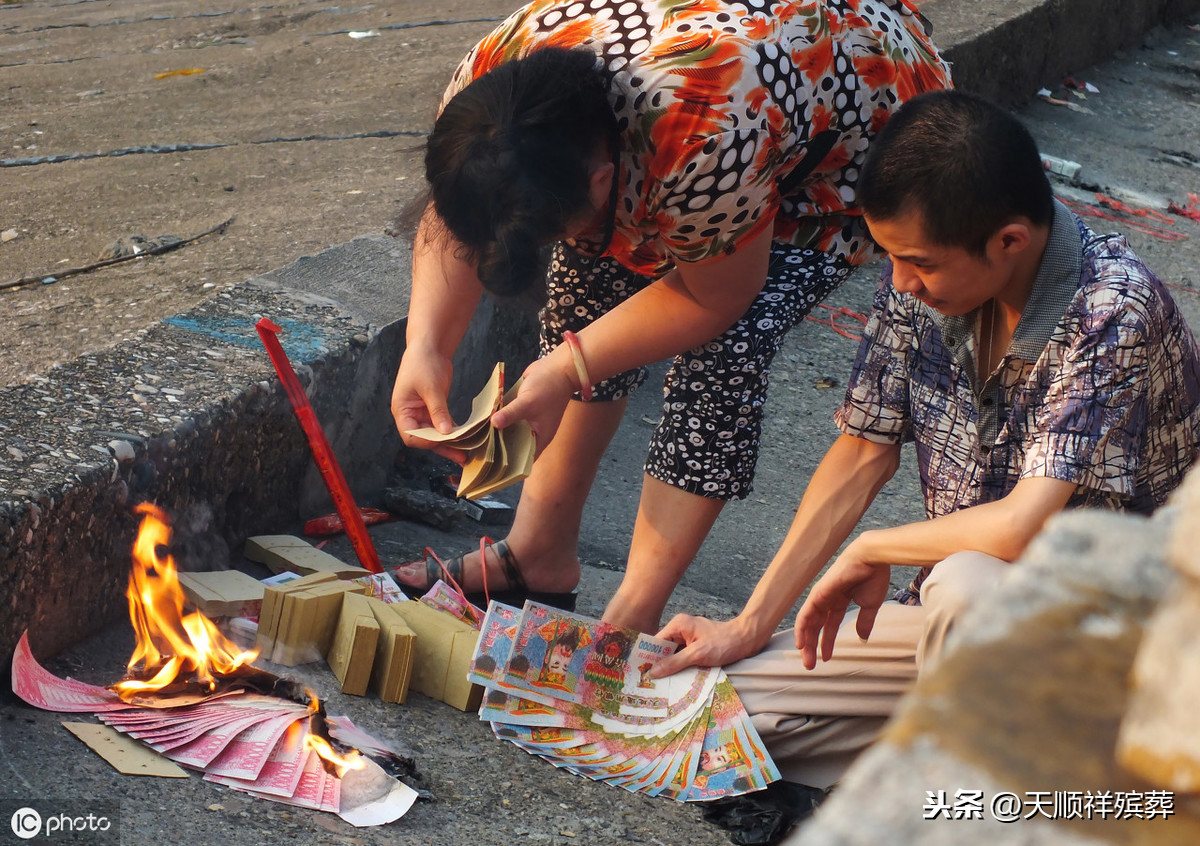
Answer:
[
  {"left": 649, "top": 614, "right": 769, "bottom": 678},
  {"left": 793, "top": 552, "right": 892, "bottom": 670}
]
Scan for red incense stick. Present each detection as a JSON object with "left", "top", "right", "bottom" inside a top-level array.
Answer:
[{"left": 255, "top": 318, "right": 382, "bottom": 574}]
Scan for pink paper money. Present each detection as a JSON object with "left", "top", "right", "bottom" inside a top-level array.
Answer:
[
  {"left": 10, "top": 631, "right": 132, "bottom": 713},
  {"left": 206, "top": 721, "right": 309, "bottom": 798},
  {"left": 203, "top": 711, "right": 306, "bottom": 781}
]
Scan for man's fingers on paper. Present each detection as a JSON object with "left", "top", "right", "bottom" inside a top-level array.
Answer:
[
  {"left": 648, "top": 650, "right": 689, "bottom": 679},
  {"left": 648, "top": 615, "right": 696, "bottom": 678},
  {"left": 654, "top": 613, "right": 695, "bottom": 645}
]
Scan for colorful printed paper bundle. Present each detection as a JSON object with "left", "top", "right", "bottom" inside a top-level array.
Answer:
[{"left": 469, "top": 601, "right": 780, "bottom": 801}]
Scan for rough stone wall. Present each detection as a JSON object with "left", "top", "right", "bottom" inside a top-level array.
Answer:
[
  {"left": 1117, "top": 470, "right": 1200, "bottom": 794},
  {"left": 792, "top": 496, "right": 1200, "bottom": 845},
  {"left": 0, "top": 284, "right": 381, "bottom": 667}
]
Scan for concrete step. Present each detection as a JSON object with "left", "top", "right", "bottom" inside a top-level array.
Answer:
[{"left": 3, "top": 0, "right": 1199, "bottom": 669}]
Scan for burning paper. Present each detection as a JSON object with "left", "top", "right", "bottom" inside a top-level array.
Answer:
[
  {"left": 10, "top": 504, "right": 418, "bottom": 827},
  {"left": 114, "top": 503, "right": 258, "bottom": 701},
  {"left": 13, "top": 633, "right": 418, "bottom": 826}
]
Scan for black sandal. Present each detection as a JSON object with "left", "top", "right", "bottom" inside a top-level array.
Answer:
[{"left": 407, "top": 539, "right": 577, "bottom": 612}]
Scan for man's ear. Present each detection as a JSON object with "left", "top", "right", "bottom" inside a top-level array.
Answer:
[
  {"left": 588, "top": 159, "right": 615, "bottom": 211},
  {"left": 990, "top": 220, "right": 1033, "bottom": 260}
]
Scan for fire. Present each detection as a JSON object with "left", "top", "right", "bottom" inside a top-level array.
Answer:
[
  {"left": 113, "top": 504, "right": 258, "bottom": 699},
  {"left": 305, "top": 695, "right": 365, "bottom": 777},
  {"left": 306, "top": 733, "right": 365, "bottom": 778}
]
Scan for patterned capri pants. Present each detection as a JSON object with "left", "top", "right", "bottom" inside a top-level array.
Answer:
[{"left": 539, "top": 241, "right": 851, "bottom": 500}]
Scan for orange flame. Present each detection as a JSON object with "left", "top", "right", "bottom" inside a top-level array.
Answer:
[
  {"left": 113, "top": 504, "right": 257, "bottom": 698},
  {"left": 306, "top": 733, "right": 365, "bottom": 778},
  {"left": 304, "top": 694, "right": 364, "bottom": 777}
]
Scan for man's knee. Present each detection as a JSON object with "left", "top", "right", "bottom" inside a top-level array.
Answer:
[
  {"left": 920, "top": 550, "right": 1007, "bottom": 618},
  {"left": 917, "top": 551, "right": 1007, "bottom": 670}
]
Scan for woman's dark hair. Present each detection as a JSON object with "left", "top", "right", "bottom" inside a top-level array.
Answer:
[
  {"left": 857, "top": 90, "right": 1054, "bottom": 257},
  {"left": 425, "top": 47, "right": 617, "bottom": 296}
]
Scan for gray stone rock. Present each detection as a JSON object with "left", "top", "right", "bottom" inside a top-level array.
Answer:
[
  {"left": 383, "top": 486, "right": 464, "bottom": 532},
  {"left": 1117, "top": 469, "right": 1200, "bottom": 792},
  {"left": 791, "top": 502, "right": 1200, "bottom": 845},
  {"left": 108, "top": 439, "right": 136, "bottom": 463}
]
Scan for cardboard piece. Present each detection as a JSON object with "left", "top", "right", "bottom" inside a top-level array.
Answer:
[
  {"left": 365, "top": 598, "right": 417, "bottom": 704},
  {"left": 62, "top": 722, "right": 190, "bottom": 778},
  {"left": 245, "top": 535, "right": 371, "bottom": 578},
  {"left": 327, "top": 593, "right": 381, "bottom": 696},
  {"left": 389, "top": 601, "right": 482, "bottom": 711},
  {"left": 177, "top": 570, "right": 265, "bottom": 618}
]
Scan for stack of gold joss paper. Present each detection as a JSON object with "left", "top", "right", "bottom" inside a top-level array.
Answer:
[{"left": 406, "top": 363, "right": 535, "bottom": 500}]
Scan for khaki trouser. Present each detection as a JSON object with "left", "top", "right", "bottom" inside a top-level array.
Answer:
[{"left": 726, "top": 551, "right": 1007, "bottom": 789}]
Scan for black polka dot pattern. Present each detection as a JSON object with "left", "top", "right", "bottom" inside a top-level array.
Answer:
[{"left": 541, "top": 241, "right": 852, "bottom": 499}]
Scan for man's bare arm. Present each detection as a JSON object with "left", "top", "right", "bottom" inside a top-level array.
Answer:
[{"left": 652, "top": 434, "right": 900, "bottom": 675}]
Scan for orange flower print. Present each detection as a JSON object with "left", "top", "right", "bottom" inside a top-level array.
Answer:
[
  {"left": 852, "top": 53, "right": 897, "bottom": 88},
  {"left": 790, "top": 41, "right": 834, "bottom": 81},
  {"left": 649, "top": 30, "right": 741, "bottom": 68},
  {"left": 743, "top": 13, "right": 774, "bottom": 41},
  {"left": 764, "top": 102, "right": 787, "bottom": 136},
  {"left": 543, "top": 18, "right": 608, "bottom": 51},
  {"left": 747, "top": 85, "right": 770, "bottom": 114},
  {"left": 648, "top": 111, "right": 710, "bottom": 164},
  {"left": 449, "top": 0, "right": 952, "bottom": 272},
  {"left": 808, "top": 179, "right": 844, "bottom": 211},
  {"left": 774, "top": 1, "right": 800, "bottom": 23},
  {"left": 670, "top": 59, "right": 744, "bottom": 114}
]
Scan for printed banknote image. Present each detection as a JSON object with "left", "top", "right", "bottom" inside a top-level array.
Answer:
[{"left": 469, "top": 601, "right": 780, "bottom": 802}]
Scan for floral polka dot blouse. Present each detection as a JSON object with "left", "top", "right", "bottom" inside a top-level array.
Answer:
[{"left": 443, "top": 0, "right": 952, "bottom": 278}]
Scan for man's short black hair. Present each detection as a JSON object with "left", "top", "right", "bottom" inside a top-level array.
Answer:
[{"left": 857, "top": 90, "right": 1054, "bottom": 256}]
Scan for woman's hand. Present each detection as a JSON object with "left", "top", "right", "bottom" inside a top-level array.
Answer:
[
  {"left": 490, "top": 352, "right": 579, "bottom": 453},
  {"left": 390, "top": 348, "right": 466, "bottom": 463}
]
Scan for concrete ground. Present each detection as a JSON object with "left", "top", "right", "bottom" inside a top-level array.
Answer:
[{"left": 2, "top": 1, "right": 1200, "bottom": 845}]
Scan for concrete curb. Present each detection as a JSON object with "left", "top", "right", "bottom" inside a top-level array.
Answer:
[
  {"left": 4, "top": 0, "right": 1200, "bottom": 667},
  {"left": 0, "top": 233, "right": 543, "bottom": 670},
  {"left": 0, "top": 268, "right": 391, "bottom": 663},
  {"left": 931, "top": 0, "right": 1200, "bottom": 106}
]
